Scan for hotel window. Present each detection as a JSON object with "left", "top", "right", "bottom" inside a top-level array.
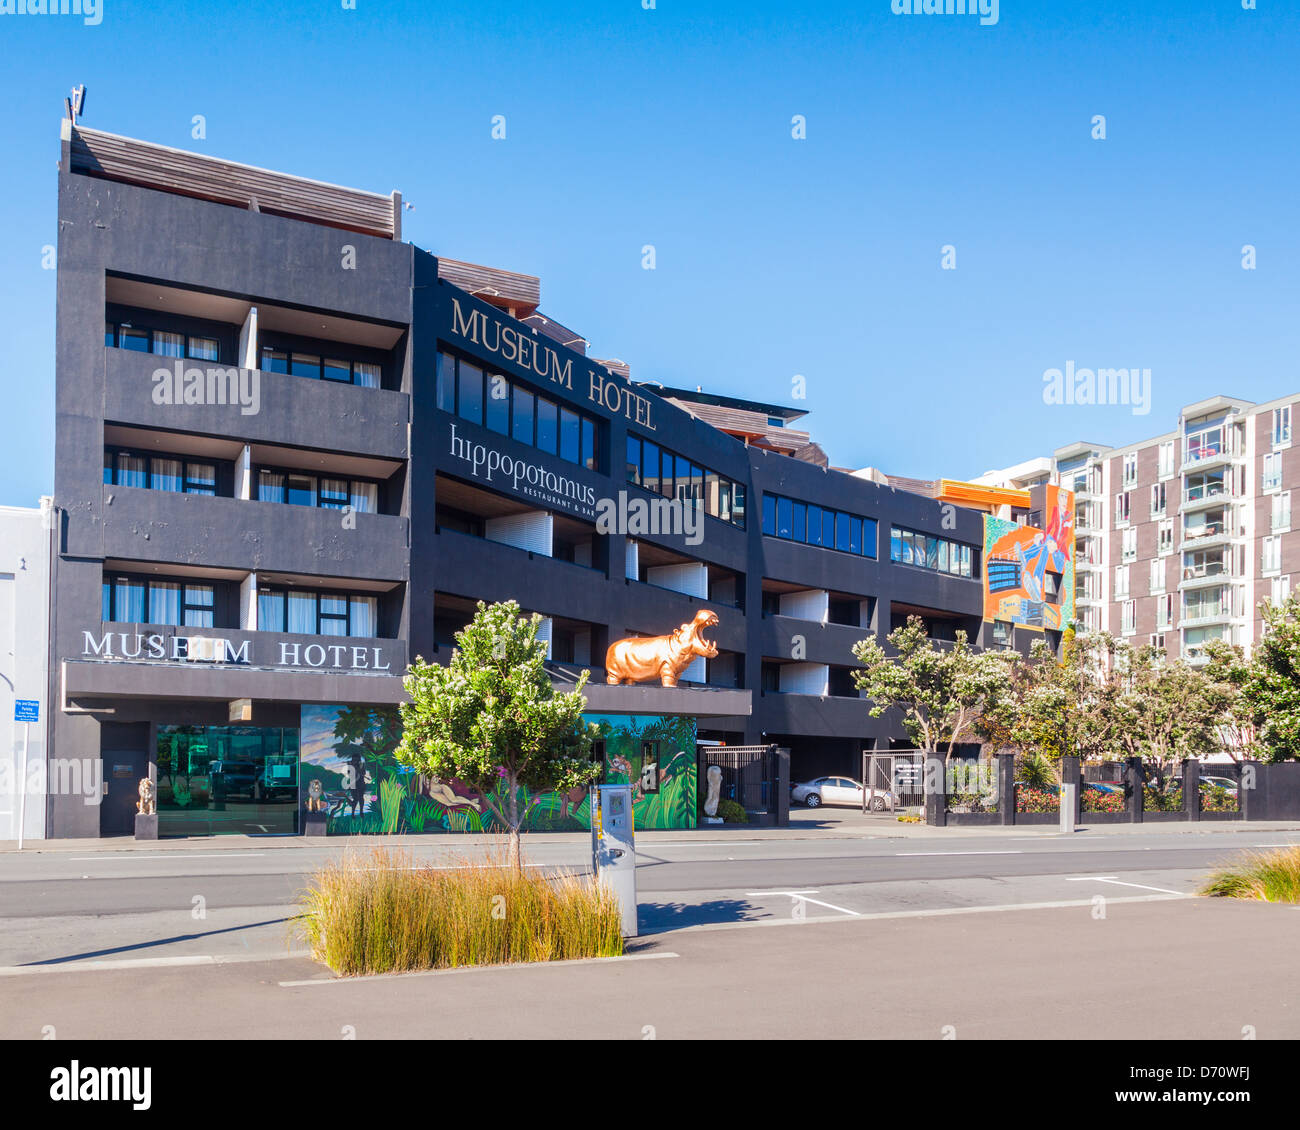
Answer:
[
  {"left": 1122, "top": 453, "right": 1138, "bottom": 487},
  {"left": 104, "top": 449, "right": 221, "bottom": 496},
  {"left": 761, "top": 494, "right": 877, "bottom": 557},
  {"left": 626, "top": 435, "right": 745, "bottom": 529},
  {"left": 1263, "top": 535, "right": 1282, "bottom": 576},
  {"left": 1122, "top": 600, "right": 1137, "bottom": 635},
  {"left": 438, "top": 351, "right": 601, "bottom": 471},
  {"left": 1158, "top": 441, "right": 1176, "bottom": 479},
  {"left": 1273, "top": 491, "right": 1292, "bottom": 533},
  {"left": 890, "top": 525, "right": 970, "bottom": 576},
  {"left": 1114, "top": 492, "right": 1130, "bottom": 527},
  {"left": 1115, "top": 565, "right": 1130, "bottom": 598},
  {"left": 102, "top": 574, "right": 219, "bottom": 628},
  {"left": 257, "top": 587, "right": 379, "bottom": 637},
  {"left": 1122, "top": 527, "right": 1137, "bottom": 562},
  {"left": 1263, "top": 453, "right": 1282, "bottom": 493},
  {"left": 1150, "top": 482, "right": 1166, "bottom": 518},
  {"left": 106, "top": 321, "right": 227, "bottom": 363},
  {"left": 260, "top": 345, "right": 382, "bottom": 388},
  {"left": 1158, "top": 519, "right": 1174, "bottom": 555},
  {"left": 1273, "top": 406, "right": 1292, "bottom": 448},
  {"left": 1271, "top": 575, "right": 1291, "bottom": 607},
  {"left": 1150, "top": 557, "right": 1166, "bottom": 594}
]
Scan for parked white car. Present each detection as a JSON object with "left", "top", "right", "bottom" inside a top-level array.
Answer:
[{"left": 792, "top": 776, "right": 892, "bottom": 811}]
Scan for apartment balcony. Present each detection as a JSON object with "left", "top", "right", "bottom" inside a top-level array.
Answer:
[
  {"left": 102, "top": 346, "right": 410, "bottom": 461},
  {"left": 1180, "top": 488, "right": 1233, "bottom": 515},
  {"left": 1179, "top": 522, "right": 1241, "bottom": 551},
  {"left": 1179, "top": 604, "right": 1234, "bottom": 630},
  {"left": 102, "top": 486, "right": 410, "bottom": 582},
  {"left": 1181, "top": 445, "right": 1242, "bottom": 474},
  {"left": 1178, "top": 567, "right": 1233, "bottom": 592}
]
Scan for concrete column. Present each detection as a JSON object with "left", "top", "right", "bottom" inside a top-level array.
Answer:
[
  {"left": 1061, "top": 754, "right": 1082, "bottom": 825},
  {"left": 924, "top": 754, "right": 946, "bottom": 827},
  {"left": 235, "top": 444, "right": 252, "bottom": 500},
  {"left": 239, "top": 572, "right": 258, "bottom": 631},
  {"left": 238, "top": 306, "right": 258, "bottom": 370},
  {"left": 1125, "top": 756, "right": 1144, "bottom": 823}
]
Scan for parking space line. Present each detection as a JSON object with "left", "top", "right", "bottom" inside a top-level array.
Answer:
[
  {"left": 744, "top": 890, "right": 859, "bottom": 916},
  {"left": 1064, "top": 876, "right": 1185, "bottom": 895}
]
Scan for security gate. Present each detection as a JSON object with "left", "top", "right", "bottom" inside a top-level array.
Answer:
[{"left": 861, "top": 749, "right": 926, "bottom": 814}]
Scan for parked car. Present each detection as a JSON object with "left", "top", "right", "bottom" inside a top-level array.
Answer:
[
  {"left": 792, "top": 776, "right": 892, "bottom": 811},
  {"left": 1168, "top": 775, "right": 1239, "bottom": 798}
]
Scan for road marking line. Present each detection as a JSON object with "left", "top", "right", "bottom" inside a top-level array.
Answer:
[
  {"left": 743, "top": 890, "right": 859, "bottom": 916},
  {"left": 277, "top": 950, "right": 679, "bottom": 986},
  {"left": 1065, "top": 876, "right": 1186, "bottom": 895},
  {"left": 67, "top": 854, "right": 269, "bottom": 861},
  {"left": 642, "top": 893, "right": 1190, "bottom": 936},
  {"left": 895, "top": 850, "right": 1023, "bottom": 856},
  {"left": 0, "top": 951, "right": 312, "bottom": 976}
]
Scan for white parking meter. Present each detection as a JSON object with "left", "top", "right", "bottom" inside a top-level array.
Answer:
[{"left": 592, "top": 783, "right": 638, "bottom": 938}]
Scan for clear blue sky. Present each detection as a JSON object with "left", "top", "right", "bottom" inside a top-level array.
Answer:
[{"left": 2, "top": 0, "right": 1297, "bottom": 507}]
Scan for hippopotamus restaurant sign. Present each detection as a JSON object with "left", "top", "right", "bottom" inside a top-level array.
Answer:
[
  {"left": 444, "top": 295, "right": 657, "bottom": 431},
  {"left": 447, "top": 420, "right": 599, "bottom": 520}
]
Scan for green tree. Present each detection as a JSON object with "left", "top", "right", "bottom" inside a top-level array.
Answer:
[
  {"left": 1235, "top": 593, "right": 1300, "bottom": 763},
  {"left": 396, "top": 600, "right": 600, "bottom": 868},
  {"left": 851, "top": 616, "right": 1014, "bottom": 760}
]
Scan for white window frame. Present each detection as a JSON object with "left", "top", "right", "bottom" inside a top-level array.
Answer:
[
  {"left": 1150, "top": 482, "right": 1166, "bottom": 518},
  {"left": 1273, "top": 406, "right": 1292, "bottom": 450},
  {"left": 1272, "top": 490, "right": 1291, "bottom": 534},
  {"left": 1263, "top": 535, "right": 1282, "bottom": 577},
  {"left": 1263, "top": 452, "right": 1282, "bottom": 493},
  {"left": 1122, "top": 453, "right": 1138, "bottom": 488},
  {"left": 1271, "top": 574, "right": 1291, "bottom": 607},
  {"left": 1150, "top": 557, "right": 1166, "bottom": 594},
  {"left": 1122, "top": 599, "right": 1137, "bottom": 635},
  {"left": 1115, "top": 492, "right": 1131, "bottom": 527},
  {"left": 1158, "top": 441, "right": 1176, "bottom": 480},
  {"left": 1114, "top": 564, "right": 1130, "bottom": 598},
  {"left": 1158, "top": 518, "right": 1174, "bottom": 556},
  {"left": 1122, "top": 526, "right": 1138, "bottom": 562}
]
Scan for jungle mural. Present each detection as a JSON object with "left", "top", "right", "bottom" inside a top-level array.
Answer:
[
  {"left": 983, "top": 485, "right": 1075, "bottom": 631},
  {"left": 299, "top": 705, "right": 697, "bottom": 834}
]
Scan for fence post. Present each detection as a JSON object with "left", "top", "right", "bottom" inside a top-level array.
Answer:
[
  {"left": 773, "top": 747, "right": 790, "bottom": 827},
  {"left": 1184, "top": 757, "right": 1200, "bottom": 822},
  {"left": 924, "top": 754, "right": 947, "bottom": 827},
  {"left": 1125, "top": 756, "right": 1144, "bottom": 823},
  {"left": 998, "top": 752, "right": 1016, "bottom": 825},
  {"left": 1060, "top": 754, "right": 1082, "bottom": 825},
  {"left": 1240, "top": 760, "right": 1262, "bottom": 821}
]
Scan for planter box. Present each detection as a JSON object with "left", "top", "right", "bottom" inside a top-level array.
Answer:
[
  {"left": 945, "top": 812, "right": 1001, "bottom": 826},
  {"left": 1013, "top": 812, "right": 1059, "bottom": 825},
  {"left": 1077, "top": 812, "right": 1133, "bottom": 824},
  {"left": 134, "top": 812, "right": 158, "bottom": 840}
]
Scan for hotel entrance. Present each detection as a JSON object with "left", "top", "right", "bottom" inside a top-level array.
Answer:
[{"left": 156, "top": 725, "right": 300, "bottom": 836}]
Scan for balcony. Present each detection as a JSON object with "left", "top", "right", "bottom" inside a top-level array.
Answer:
[
  {"left": 102, "top": 347, "right": 410, "bottom": 460},
  {"left": 1181, "top": 429, "right": 1242, "bottom": 472},
  {"left": 1178, "top": 564, "right": 1232, "bottom": 591},
  {"left": 102, "top": 486, "right": 410, "bottom": 582}
]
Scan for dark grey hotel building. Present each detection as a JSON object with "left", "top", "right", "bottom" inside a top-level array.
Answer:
[{"left": 48, "top": 120, "right": 994, "bottom": 839}]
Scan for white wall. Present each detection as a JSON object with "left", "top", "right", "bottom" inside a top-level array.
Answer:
[
  {"left": 0, "top": 500, "right": 53, "bottom": 841},
  {"left": 779, "top": 588, "right": 829, "bottom": 623},
  {"left": 625, "top": 539, "right": 639, "bottom": 580},
  {"left": 646, "top": 561, "right": 708, "bottom": 598},
  {"left": 486, "top": 510, "right": 553, "bottom": 556},
  {"left": 779, "top": 662, "right": 829, "bottom": 696}
]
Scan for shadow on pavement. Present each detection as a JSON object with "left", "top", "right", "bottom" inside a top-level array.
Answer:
[
  {"left": 637, "top": 898, "right": 761, "bottom": 934},
  {"left": 20, "top": 916, "right": 296, "bottom": 966}
]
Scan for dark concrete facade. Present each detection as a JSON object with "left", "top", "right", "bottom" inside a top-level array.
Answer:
[{"left": 47, "top": 128, "right": 996, "bottom": 837}]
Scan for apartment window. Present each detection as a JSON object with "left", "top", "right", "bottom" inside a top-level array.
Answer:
[
  {"left": 257, "top": 468, "right": 378, "bottom": 513},
  {"left": 106, "top": 321, "right": 227, "bottom": 363},
  {"left": 890, "top": 525, "right": 969, "bottom": 576},
  {"left": 1271, "top": 575, "right": 1291, "bottom": 607},
  {"left": 102, "top": 574, "right": 219, "bottom": 628},
  {"left": 1263, "top": 452, "right": 1282, "bottom": 493},
  {"left": 260, "top": 345, "right": 382, "bottom": 388},
  {"left": 1156, "top": 592, "right": 1174, "bottom": 631},
  {"left": 1263, "top": 535, "right": 1282, "bottom": 576},
  {"left": 629, "top": 435, "right": 745, "bottom": 529},
  {"left": 257, "top": 587, "right": 379, "bottom": 637},
  {"left": 1158, "top": 441, "right": 1176, "bottom": 479},
  {"left": 1115, "top": 492, "right": 1130, "bottom": 527},
  {"left": 1114, "top": 565, "right": 1130, "bottom": 598},
  {"left": 1122, "top": 527, "right": 1137, "bottom": 562},
  {"left": 1273, "top": 406, "right": 1292, "bottom": 448},
  {"left": 1150, "top": 482, "right": 1166, "bottom": 518},
  {"left": 992, "top": 620, "right": 1013, "bottom": 648},
  {"left": 1122, "top": 453, "right": 1138, "bottom": 488},
  {"left": 1122, "top": 600, "right": 1137, "bottom": 635},
  {"left": 1158, "top": 519, "right": 1174, "bottom": 555},
  {"left": 1150, "top": 633, "right": 1166, "bottom": 654},
  {"left": 1150, "top": 557, "right": 1166, "bottom": 594},
  {"left": 104, "top": 449, "right": 221, "bottom": 497},
  {"left": 1272, "top": 490, "right": 1292, "bottom": 533}
]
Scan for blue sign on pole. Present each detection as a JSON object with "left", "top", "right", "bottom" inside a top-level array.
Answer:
[{"left": 14, "top": 700, "right": 39, "bottom": 723}]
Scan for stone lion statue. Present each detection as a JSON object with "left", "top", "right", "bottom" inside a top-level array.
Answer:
[
  {"left": 605, "top": 610, "right": 720, "bottom": 687},
  {"left": 304, "top": 777, "right": 325, "bottom": 813},
  {"left": 137, "top": 777, "right": 155, "bottom": 816}
]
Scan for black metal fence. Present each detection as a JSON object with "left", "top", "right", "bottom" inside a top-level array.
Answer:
[{"left": 696, "top": 744, "right": 788, "bottom": 824}]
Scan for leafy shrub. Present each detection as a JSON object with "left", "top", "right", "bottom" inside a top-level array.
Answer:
[
  {"left": 1200, "top": 785, "right": 1239, "bottom": 813},
  {"left": 1201, "top": 846, "right": 1300, "bottom": 902},
  {"left": 947, "top": 792, "right": 996, "bottom": 814},
  {"left": 297, "top": 847, "right": 624, "bottom": 975},
  {"left": 1143, "top": 785, "right": 1183, "bottom": 812},
  {"left": 1081, "top": 785, "right": 1125, "bottom": 813},
  {"left": 716, "top": 798, "right": 748, "bottom": 824},
  {"left": 1016, "top": 785, "right": 1060, "bottom": 813}
]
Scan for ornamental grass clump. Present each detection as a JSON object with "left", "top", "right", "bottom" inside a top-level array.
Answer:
[
  {"left": 297, "top": 846, "right": 625, "bottom": 976},
  {"left": 1200, "top": 845, "right": 1300, "bottom": 903}
]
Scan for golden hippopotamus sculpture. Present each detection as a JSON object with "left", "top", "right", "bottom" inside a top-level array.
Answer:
[{"left": 605, "top": 610, "right": 720, "bottom": 687}]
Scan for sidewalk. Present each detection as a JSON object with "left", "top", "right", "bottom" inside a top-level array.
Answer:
[{"left": 2, "top": 810, "right": 1297, "bottom": 854}]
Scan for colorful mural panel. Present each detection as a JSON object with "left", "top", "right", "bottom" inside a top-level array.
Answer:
[
  {"left": 982, "top": 486, "right": 1075, "bottom": 632},
  {"left": 298, "top": 706, "right": 697, "bottom": 834}
]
